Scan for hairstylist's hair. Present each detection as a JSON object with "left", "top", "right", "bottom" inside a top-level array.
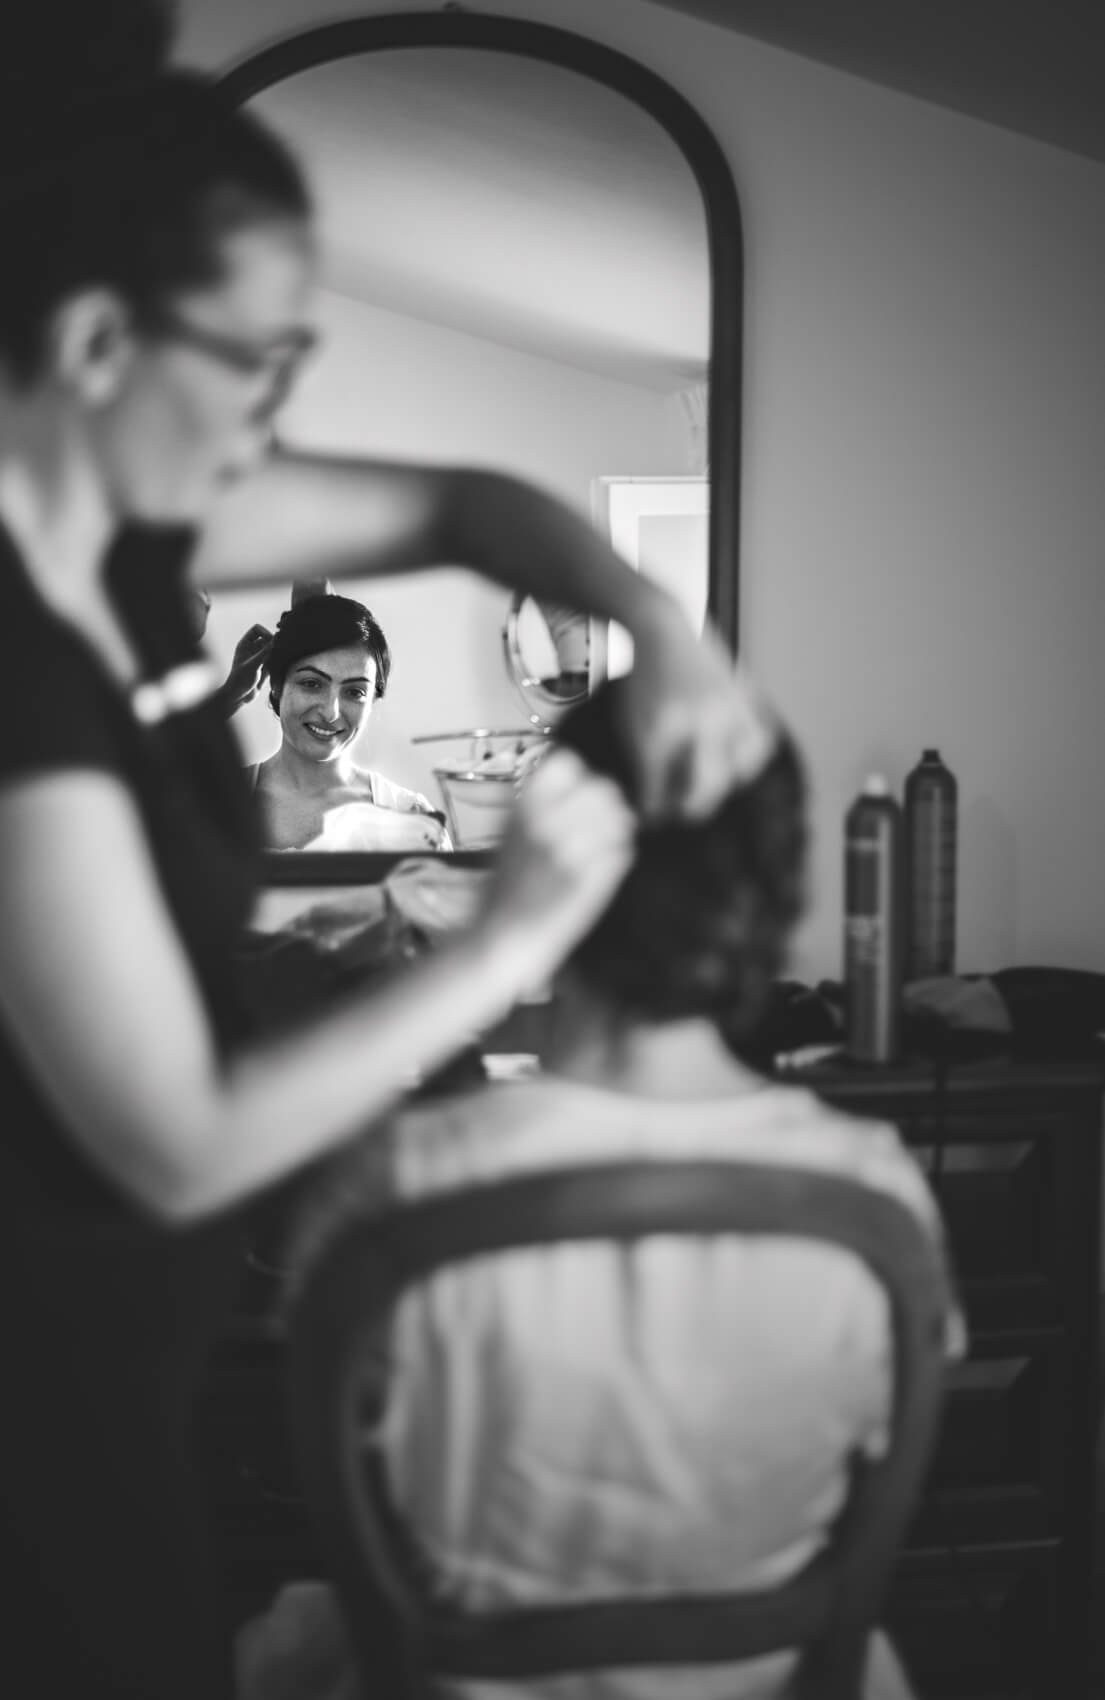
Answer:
[
  {"left": 267, "top": 595, "right": 392, "bottom": 714},
  {"left": 554, "top": 680, "right": 807, "bottom": 1039},
  {"left": 0, "top": 1, "right": 311, "bottom": 384}
]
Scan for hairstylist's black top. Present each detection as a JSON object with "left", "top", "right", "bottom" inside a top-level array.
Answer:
[{"left": 0, "top": 520, "right": 258, "bottom": 1700}]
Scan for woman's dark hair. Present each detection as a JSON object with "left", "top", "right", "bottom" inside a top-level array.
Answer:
[
  {"left": 0, "top": 1, "right": 311, "bottom": 383},
  {"left": 554, "top": 679, "right": 807, "bottom": 1040},
  {"left": 267, "top": 595, "right": 392, "bottom": 714}
]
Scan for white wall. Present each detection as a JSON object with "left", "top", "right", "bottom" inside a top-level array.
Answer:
[
  {"left": 182, "top": 0, "right": 1105, "bottom": 981},
  {"left": 207, "top": 287, "right": 688, "bottom": 797}
]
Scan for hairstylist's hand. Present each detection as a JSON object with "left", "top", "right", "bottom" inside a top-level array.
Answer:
[
  {"left": 623, "top": 606, "right": 777, "bottom": 820},
  {"left": 477, "top": 747, "right": 635, "bottom": 986},
  {"left": 220, "top": 623, "right": 273, "bottom": 715}
]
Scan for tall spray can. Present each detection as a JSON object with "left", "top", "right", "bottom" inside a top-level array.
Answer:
[
  {"left": 904, "top": 749, "right": 958, "bottom": 980},
  {"left": 844, "top": 774, "right": 904, "bottom": 1064}
]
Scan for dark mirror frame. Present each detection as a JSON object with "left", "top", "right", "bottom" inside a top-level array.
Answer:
[{"left": 218, "top": 10, "right": 743, "bottom": 886}]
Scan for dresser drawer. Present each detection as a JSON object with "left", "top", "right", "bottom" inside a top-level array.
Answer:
[
  {"left": 895, "top": 1108, "right": 1095, "bottom": 1331},
  {"left": 905, "top": 1131, "right": 1046, "bottom": 1277},
  {"left": 915, "top": 1333, "right": 1072, "bottom": 1541},
  {"left": 886, "top": 1541, "right": 1058, "bottom": 1699}
]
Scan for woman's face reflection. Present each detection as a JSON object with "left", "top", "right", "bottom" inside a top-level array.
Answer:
[{"left": 277, "top": 644, "right": 377, "bottom": 763}]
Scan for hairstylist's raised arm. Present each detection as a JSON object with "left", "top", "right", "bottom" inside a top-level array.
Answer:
[{"left": 193, "top": 450, "right": 774, "bottom": 818}]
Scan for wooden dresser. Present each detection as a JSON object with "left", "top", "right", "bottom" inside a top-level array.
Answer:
[{"left": 203, "top": 1053, "right": 1104, "bottom": 1699}]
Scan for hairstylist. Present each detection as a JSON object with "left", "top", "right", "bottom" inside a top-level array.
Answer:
[{"left": 0, "top": 5, "right": 770, "bottom": 1698}]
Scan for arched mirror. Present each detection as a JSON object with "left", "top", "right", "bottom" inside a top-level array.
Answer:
[{"left": 213, "top": 13, "right": 742, "bottom": 874}]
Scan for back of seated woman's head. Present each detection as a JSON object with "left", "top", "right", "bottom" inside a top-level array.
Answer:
[
  {"left": 554, "top": 679, "right": 807, "bottom": 1041},
  {"left": 267, "top": 595, "right": 391, "bottom": 714}
]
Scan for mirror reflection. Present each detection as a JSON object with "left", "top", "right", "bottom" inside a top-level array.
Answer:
[
  {"left": 206, "top": 46, "right": 710, "bottom": 850},
  {"left": 245, "top": 590, "right": 452, "bottom": 853},
  {"left": 504, "top": 595, "right": 592, "bottom": 718}
]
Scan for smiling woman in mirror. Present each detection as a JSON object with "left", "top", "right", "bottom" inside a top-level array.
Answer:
[{"left": 248, "top": 595, "right": 451, "bottom": 851}]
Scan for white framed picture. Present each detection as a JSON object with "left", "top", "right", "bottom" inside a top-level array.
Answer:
[{"left": 591, "top": 476, "right": 710, "bottom": 677}]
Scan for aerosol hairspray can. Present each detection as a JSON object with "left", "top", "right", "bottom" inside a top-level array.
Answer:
[
  {"left": 904, "top": 749, "right": 958, "bottom": 980},
  {"left": 844, "top": 775, "right": 903, "bottom": 1064}
]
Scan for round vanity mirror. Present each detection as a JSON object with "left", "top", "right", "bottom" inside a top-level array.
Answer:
[{"left": 503, "top": 594, "right": 591, "bottom": 724}]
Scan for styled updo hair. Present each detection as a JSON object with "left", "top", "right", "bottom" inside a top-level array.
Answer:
[
  {"left": 267, "top": 594, "right": 392, "bottom": 714},
  {"left": 554, "top": 679, "right": 807, "bottom": 1039},
  {"left": 0, "top": 0, "right": 311, "bottom": 384}
]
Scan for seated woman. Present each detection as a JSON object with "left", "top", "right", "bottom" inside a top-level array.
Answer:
[
  {"left": 246, "top": 683, "right": 961, "bottom": 1700},
  {"left": 245, "top": 593, "right": 451, "bottom": 852}
]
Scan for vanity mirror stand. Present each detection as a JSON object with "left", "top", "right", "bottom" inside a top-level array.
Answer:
[{"left": 402, "top": 593, "right": 587, "bottom": 849}]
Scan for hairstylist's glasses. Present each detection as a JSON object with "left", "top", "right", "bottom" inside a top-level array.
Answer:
[{"left": 142, "top": 309, "right": 319, "bottom": 393}]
